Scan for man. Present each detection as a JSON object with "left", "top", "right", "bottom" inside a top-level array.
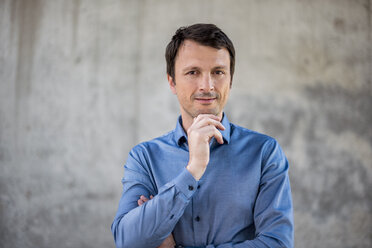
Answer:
[{"left": 112, "top": 23, "right": 294, "bottom": 248}]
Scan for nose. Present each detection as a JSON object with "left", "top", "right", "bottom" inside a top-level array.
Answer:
[{"left": 199, "top": 73, "right": 214, "bottom": 91}]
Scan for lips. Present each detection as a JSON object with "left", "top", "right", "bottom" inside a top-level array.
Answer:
[
  {"left": 193, "top": 92, "right": 219, "bottom": 104},
  {"left": 195, "top": 98, "right": 216, "bottom": 104}
]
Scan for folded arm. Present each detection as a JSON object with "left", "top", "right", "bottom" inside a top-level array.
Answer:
[
  {"left": 111, "top": 149, "right": 197, "bottom": 248},
  {"left": 138, "top": 195, "right": 176, "bottom": 248}
]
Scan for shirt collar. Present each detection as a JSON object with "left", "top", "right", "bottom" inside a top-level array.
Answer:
[{"left": 174, "top": 113, "right": 231, "bottom": 146}]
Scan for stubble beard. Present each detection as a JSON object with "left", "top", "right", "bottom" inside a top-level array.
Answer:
[
  {"left": 187, "top": 108, "right": 220, "bottom": 119},
  {"left": 185, "top": 100, "right": 221, "bottom": 119},
  {"left": 188, "top": 92, "right": 220, "bottom": 117}
]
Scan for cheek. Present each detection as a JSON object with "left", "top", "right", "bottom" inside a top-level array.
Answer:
[
  {"left": 179, "top": 85, "right": 195, "bottom": 98},
  {"left": 177, "top": 90, "right": 191, "bottom": 103},
  {"left": 219, "top": 84, "right": 230, "bottom": 99}
]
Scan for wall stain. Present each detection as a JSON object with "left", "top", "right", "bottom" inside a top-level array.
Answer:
[
  {"left": 304, "top": 84, "right": 372, "bottom": 143},
  {"left": 13, "top": 0, "right": 43, "bottom": 102},
  {"left": 368, "top": 0, "right": 372, "bottom": 92},
  {"left": 11, "top": 0, "right": 43, "bottom": 150},
  {"left": 333, "top": 17, "right": 346, "bottom": 33},
  {"left": 299, "top": 83, "right": 372, "bottom": 220},
  {"left": 71, "top": 0, "right": 81, "bottom": 53},
  {"left": 131, "top": 0, "right": 145, "bottom": 144}
]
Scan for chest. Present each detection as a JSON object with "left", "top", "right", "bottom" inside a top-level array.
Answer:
[{"left": 150, "top": 144, "right": 262, "bottom": 216}]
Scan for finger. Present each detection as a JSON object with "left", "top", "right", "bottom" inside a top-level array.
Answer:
[
  {"left": 150, "top": 195, "right": 154, "bottom": 199},
  {"left": 137, "top": 199, "right": 144, "bottom": 206},
  {"left": 212, "top": 128, "right": 224, "bottom": 144},
  {"left": 194, "top": 118, "right": 225, "bottom": 130},
  {"left": 189, "top": 118, "right": 225, "bottom": 136},
  {"left": 207, "top": 126, "right": 224, "bottom": 144},
  {"left": 194, "top": 114, "right": 221, "bottom": 123},
  {"left": 140, "top": 195, "right": 149, "bottom": 202},
  {"left": 200, "top": 113, "right": 221, "bottom": 119},
  {"left": 200, "top": 125, "right": 224, "bottom": 144}
]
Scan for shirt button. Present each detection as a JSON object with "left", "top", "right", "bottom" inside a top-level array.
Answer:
[
  {"left": 188, "top": 185, "right": 194, "bottom": 191},
  {"left": 197, "top": 185, "right": 200, "bottom": 189},
  {"left": 195, "top": 216, "right": 200, "bottom": 222}
]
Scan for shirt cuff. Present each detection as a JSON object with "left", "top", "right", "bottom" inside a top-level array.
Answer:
[{"left": 173, "top": 167, "right": 198, "bottom": 199}]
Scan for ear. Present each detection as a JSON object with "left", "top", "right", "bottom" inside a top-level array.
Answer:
[{"left": 167, "top": 74, "right": 177, "bottom": 95}]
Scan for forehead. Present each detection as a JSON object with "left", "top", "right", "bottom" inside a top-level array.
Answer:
[{"left": 175, "top": 40, "right": 230, "bottom": 69}]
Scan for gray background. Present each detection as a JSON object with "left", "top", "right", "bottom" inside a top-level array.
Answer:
[{"left": 1, "top": 0, "right": 371, "bottom": 247}]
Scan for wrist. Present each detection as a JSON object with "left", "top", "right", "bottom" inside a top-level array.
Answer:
[{"left": 186, "top": 163, "right": 205, "bottom": 181}]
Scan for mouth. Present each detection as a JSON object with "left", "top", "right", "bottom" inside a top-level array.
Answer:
[{"left": 194, "top": 98, "right": 217, "bottom": 104}]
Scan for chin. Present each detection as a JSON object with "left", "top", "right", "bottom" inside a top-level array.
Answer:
[{"left": 194, "top": 109, "right": 220, "bottom": 117}]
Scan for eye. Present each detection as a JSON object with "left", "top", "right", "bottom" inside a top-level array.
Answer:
[
  {"left": 186, "top": 70, "right": 198, "bottom": 75},
  {"left": 214, "top": 70, "right": 225, "bottom": 75}
]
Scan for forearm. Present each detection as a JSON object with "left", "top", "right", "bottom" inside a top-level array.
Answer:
[
  {"left": 113, "top": 188, "right": 187, "bottom": 248},
  {"left": 206, "top": 236, "right": 290, "bottom": 248},
  {"left": 112, "top": 168, "right": 197, "bottom": 248}
]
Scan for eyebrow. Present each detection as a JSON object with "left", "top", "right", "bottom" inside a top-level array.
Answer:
[
  {"left": 182, "top": 65, "right": 228, "bottom": 72},
  {"left": 213, "top": 66, "right": 228, "bottom": 70},
  {"left": 182, "top": 66, "right": 200, "bottom": 72}
]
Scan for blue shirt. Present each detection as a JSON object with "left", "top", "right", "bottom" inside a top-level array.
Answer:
[{"left": 112, "top": 115, "right": 294, "bottom": 248}]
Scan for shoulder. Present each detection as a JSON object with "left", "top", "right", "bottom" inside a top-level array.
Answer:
[
  {"left": 130, "top": 130, "right": 175, "bottom": 157},
  {"left": 230, "top": 123, "right": 288, "bottom": 171},
  {"left": 125, "top": 130, "right": 175, "bottom": 173},
  {"left": 230, "top": 122, "right": 276, "bottom": 144},
  {"left": 229, "top": 123, "right": 283, "bottom": 158}
]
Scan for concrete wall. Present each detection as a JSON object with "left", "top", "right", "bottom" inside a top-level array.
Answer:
[{"left": 0, "top": 0, "right": 371, "bottom": 247}]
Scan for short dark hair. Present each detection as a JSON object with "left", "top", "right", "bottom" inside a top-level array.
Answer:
[{"left": 165, "top": 23, "right": 235, "bottom": 82}]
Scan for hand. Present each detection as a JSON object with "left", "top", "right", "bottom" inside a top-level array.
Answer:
[
  {"left": 138, "top": 195, "right": 176, "bottom": 248},
  {"left": 157, "top": 235, "right": 176, "bottom": 248},
  {"left": 137, "top": 194, "right": 154, "bottom": 206},
  {"left": 186, "top": 114, "right": 225, "bottom": 180}
]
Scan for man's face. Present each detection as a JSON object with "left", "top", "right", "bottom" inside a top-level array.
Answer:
[{"left": 168, "top": 40, "right": 231, "bottom": 121}]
